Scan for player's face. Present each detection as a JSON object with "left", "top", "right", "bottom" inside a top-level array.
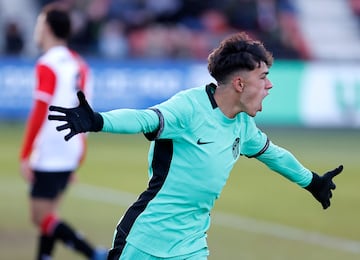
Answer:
[
  {"left": 33, "top": 13, "right": 46, "bottom": 49},
  {"left": 239, "top": 61, "right": 272, "bottom": 117}
]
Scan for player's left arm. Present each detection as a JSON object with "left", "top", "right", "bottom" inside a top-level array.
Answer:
[
  {"left": 255, "top": 142, "right": 343, "bottom": 209},
  {"left": 239, "top": 115, "right": 343, "bottom": 210}
]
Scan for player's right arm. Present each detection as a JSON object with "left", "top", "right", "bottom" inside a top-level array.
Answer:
[{"left": 48, "top": 91, "right": 160, "bottom": 140}]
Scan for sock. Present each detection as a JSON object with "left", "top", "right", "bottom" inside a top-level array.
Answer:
[
  {"left": 37, "top": 234, "right": 55, "bottom": 260},
  {"left": 37, "top": 214, "right": 58, "bottom": 260},
  {"left": 53, "top": 221, "right": 95, "bottom": 258},
  {"left": 41, "top": 214, "right": 58, "bottom": 236}
]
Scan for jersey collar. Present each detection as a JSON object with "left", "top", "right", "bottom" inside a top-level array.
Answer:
[{"left": 206, "top": 83, "right": 218, "bottom": 109}]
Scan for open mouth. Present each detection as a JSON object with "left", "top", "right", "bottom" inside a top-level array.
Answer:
[{"left": 259, "top": 94, "right": 268, "bottom": 111}]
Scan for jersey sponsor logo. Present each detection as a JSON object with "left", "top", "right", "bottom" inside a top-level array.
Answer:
[
  {"left": 232, "top": 137, "right": 240, "bottom": 159},
  {"left": 196, "top": 138, "right": 214, "bottom": 145}
]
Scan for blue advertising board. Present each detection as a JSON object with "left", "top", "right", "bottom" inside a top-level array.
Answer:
[
  {"left": 1, "top": 58, "right": 359, "bottom": 127},
  {"left": 0, "top": 58, "right": 212, "bottom": 120}
]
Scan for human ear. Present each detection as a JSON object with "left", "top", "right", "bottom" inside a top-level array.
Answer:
[
  {"left": 237, "top": 79, "right": 245, "bottom": 92},
  {"left": 232, "top": 77, "right": 244, "bottom": 91}
]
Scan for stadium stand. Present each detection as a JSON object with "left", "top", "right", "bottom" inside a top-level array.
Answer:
[
  {"left": 1, "top": 0, "right": 360, "bottom": 61},
  {"left": 0, "top": 0, "right": 37, "bottom": 56},
  {"left": 295, "top": 0, "right": 360, "bottom": 60}
]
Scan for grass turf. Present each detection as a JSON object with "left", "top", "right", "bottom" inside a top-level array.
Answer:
[{"left": 1, "top": 122, "right": 359, "bottom": 259}]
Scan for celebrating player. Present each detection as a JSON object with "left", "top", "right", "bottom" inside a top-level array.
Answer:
[
  {"left": 19, "top": 3, "right": 107, "bottom": 260},
  {"left": 48, "top": 31, "right": 343, "bottom": 260}
]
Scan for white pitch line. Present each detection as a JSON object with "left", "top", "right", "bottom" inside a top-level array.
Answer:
[
  {"left": 73, "top": 183, "right": 137, "bottom": 206},
  {"left": 3, "top": 179, "right": 358, "bottom": 254},
  {"left": 212, "top": 212, "right": 360, "bottom": 254},
  {"left": 73, "top": 183, "right": 360, "bottom": 254}
]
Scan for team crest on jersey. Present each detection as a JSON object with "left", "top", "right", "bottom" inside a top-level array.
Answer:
[{"left": 232, "top": 137, "right": 240, "bottom": 159}]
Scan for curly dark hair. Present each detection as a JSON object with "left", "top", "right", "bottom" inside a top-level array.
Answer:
[
  {"left": 42, "top": 2, "right": 71, "bottom": 40},
  {"left": 207, "top": 32, "right": 273, "bottom": 84}
]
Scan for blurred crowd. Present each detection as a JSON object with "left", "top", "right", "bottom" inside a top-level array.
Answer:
[
  {"left": 2, "top": 0, "right": 312, "bottom": 60},
  {"left": 350, "top": 0, "right": 360, "bottom": 23}
]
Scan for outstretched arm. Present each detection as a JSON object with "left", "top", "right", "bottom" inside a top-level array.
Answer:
[
  {"left": 257, "top": 143, "right": 343, "bottom": 209},
  {"left": 48, "top": 90, "right": 160, "bottom": 140},
  {"left": 48, "top": 91, "right": 104, "bottom": 140},
  {"left": 305, "top": 165, "right": 343, "bottom": 209}
]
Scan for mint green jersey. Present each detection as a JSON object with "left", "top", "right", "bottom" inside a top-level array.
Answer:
[{"left": 101, "top": 84, "right": 312, "bottom": 258}]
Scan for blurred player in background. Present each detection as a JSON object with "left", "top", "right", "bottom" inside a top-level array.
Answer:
[
  {"left": 49, "top": 32, "right": 343, "bottom": 259},
  {"left": 19, "top": 3, "right": 107, "bottom": 260}
]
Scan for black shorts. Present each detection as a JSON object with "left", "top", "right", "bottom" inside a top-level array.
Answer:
[{"left": 31, "top": 170, "right": 72, "bottom": 199}]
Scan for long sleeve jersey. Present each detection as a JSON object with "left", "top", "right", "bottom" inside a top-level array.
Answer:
[
  {"left": 20, "top": 46, "right": 91, "bottom": 171},
  {"left": 100, "top": 83, "right": 312, "bottom": 257}
]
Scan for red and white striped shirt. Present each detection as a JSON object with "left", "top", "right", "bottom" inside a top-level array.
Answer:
[{"left": 21, "top": 46, "right": 92, "bottom": 171}]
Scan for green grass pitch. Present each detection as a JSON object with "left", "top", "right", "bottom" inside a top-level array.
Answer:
[{"left": 1, "top": 122, "right": 359, "bottom": 259}]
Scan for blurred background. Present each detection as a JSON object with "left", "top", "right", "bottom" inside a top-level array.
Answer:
[
  {"left": 1, "top": 0, "right": 360, "bottom": 259},
  {"left": 0, "top": 0, "right": 359, "bottom": 127}
]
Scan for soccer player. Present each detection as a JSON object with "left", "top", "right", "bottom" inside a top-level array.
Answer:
[
  {"left": 48, "top": 32, "right": 343, "bottom": 260},
  {"left": 19, "top": 3, "right": 107, "bottom": 260}
]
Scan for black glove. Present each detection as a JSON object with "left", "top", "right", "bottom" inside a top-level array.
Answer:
[
  {"left": 305, "top": 165, "right": 343, "bottom": 209},
  {"left": 48, "top": 91, "right": 103, "bottom": 141}
]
